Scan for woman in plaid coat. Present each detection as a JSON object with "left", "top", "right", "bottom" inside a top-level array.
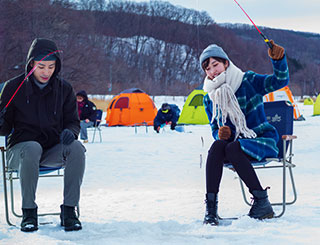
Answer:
[{"left": 200, "top": 41, "right": 289, "bottom": 225}]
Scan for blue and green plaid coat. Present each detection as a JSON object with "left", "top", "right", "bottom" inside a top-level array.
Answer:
[{"left": 204, "top": 55, "right": 289, "bottom": 161}]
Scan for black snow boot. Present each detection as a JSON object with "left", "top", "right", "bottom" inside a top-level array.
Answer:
[
  {"left": 21, "top": 207, "right": 38, "bottom": 232},
  {"left": 203, "top": 193, "right": 219, "bottom": 226},
  {"left": 249, "top": 189, "right": 274, "bottom": 219},
  {"left": 60, "top": 205, "right": 82, "bottom": 231}
]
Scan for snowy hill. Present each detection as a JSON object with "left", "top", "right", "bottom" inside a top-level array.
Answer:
[{"left": 0, "top": 99, "right": 319, "bottom": 244}]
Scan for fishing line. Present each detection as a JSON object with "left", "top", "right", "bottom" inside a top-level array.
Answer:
[
  {"left": 232, "top": 0, "right": 273, "bottom": 48},
  {"left": 196, "top": 0, "right": 200, "bottom": 55}
]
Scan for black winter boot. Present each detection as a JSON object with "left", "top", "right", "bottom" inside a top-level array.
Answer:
[
  {"left": 203, "top": 193, "right": 219, "bottom": 226},
  {"left": 60, "top": 205, "right": 82, "bottom": 231},
  {"left": 249, "top": 189, "right": 274, "bottom": 219},
  {"left": 21, "top": 208, "right": 38, "bottom": 232}
]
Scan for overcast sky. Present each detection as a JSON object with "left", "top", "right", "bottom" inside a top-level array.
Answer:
[{"left": 134, "top": 0, "right": 320, "bottom": 34}]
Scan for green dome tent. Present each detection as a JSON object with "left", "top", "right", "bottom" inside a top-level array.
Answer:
[
  {"left": 177, "top": 89, "right": 209, "bottom": 124},
  {"left": 313, "top": 94, "right": 320, "bottom": 116},
  {"left": 304, "top": 97, "right": 314, "bottom": 105}
]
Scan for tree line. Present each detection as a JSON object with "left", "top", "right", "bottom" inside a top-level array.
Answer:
[{"left": 1, "top": 0, "right": 319, "bottom": 96}]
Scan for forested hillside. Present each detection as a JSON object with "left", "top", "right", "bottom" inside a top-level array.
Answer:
[{"left": 1, "top": 0, "right": 319, "bottom": 96}]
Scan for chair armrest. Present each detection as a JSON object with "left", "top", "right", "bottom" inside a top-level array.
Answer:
[{"left": 282, "top": 135, "right": 297, "bottom": 141}]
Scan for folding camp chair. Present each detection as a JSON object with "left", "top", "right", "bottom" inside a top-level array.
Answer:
[
  {"left": 90, "top": 109, "right": 103, "bottom": 143},
  {"left": 225, "top": 100, "right": 297, "bottom": 218},
  {"left": 134, "top": 121, "right": 150, "bottom": 134},
  {"left": 1, "top": 146, "right": 61, "bottom": 226},
  {"left": 1, "top": 146, "right": 79, "bottom": 226}
]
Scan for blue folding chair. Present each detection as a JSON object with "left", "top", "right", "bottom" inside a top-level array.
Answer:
[
  {"left": 1, "top": 146, "right": 65, "bottom": 226},
  {"left": 225, "top": 101, "right": 297, "bottom": 218},
  {"left": 1, "top": 146, "right": 79, "bottom": 226},
  {"left": 90, "top": 109, "right": 103, "bottom": 143}
]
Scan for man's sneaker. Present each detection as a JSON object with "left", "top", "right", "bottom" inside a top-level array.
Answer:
[
  {"left": 60, "top": 205, "right": 82, "bottom": 231},
  {"left": 21, "top": 208, "right": 38, "bottom": 232}
]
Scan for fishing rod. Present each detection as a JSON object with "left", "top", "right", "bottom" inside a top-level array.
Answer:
[
  {"left": 0, "top": 50, "right": 62, "bottom": 118},
  {"left": 232, "top": 0, "right": 273, "bottom": 49}
]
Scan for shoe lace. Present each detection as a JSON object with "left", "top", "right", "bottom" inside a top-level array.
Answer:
[{"left": 250, "top": 196, "right": 256, "bottom": 206}]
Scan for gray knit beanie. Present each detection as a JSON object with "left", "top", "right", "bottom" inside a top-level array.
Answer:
[{"left": 199, "top": 44, "right": 229, "bottom": 70}]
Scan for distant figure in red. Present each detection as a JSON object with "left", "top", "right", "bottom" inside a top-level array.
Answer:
[{"left": 76, "top": 90, "right": 97, "bottom": 143}]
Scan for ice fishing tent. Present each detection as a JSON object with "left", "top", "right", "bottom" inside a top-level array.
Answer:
[
  {"left": 177, "top": 89, "right": 209, "bottom": 124},
  {"left": 264, "top": 86, "right": 304, "bottom": 121},
  {"left": 106, "top": 88, "right": 157, "bottom": 126},
  {"left": 304, "top": 97, "right": 314, "bottom": 105},
  {"left": 313, "top": 94, "right": 320, "bottom": 116}
]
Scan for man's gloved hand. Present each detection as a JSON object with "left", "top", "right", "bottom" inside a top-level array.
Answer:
[
  {"left": 170, "top": 122, "right": 176, "bottom": 130},
  {"left": 218, "top": 126, "right": 231, "bottom": 140},
  {"left": 154, "top": 125, "right": 160, "bottom": 133},
  {"left": 60, "top": 129, "right": 75, "bottom": 145},
  {"left": 268, "top": 40, "right": 285, "bottom": 60}
]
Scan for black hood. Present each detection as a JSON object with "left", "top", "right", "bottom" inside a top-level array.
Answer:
[
  {"left": 76, "top": 90, "right": 88, "bottom": 101},
  {"left": 25, "top": 38, "right": 61, "bottom": 77},
  {"left": 24, "top": 38, "right": 62, "bottom": 112}
]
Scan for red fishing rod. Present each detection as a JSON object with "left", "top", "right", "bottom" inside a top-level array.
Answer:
[
  {"left": 233, "top": 0, "right": 273, "bottom": 49},
  {"left": 0, "top": 50, "right": 62, "bottom": 118}
]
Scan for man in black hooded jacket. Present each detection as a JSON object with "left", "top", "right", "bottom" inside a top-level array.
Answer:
[{"left": 0, "top": 38, "right": 85, "bottom": 232}]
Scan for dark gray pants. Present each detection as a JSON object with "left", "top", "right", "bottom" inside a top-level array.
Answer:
[{"left": 7, "top": 140, "right": 86, "bottom": 209}]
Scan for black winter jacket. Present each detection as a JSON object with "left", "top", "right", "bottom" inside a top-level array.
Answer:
[
  {"left": 76, "top": 90, "right": 97, "bottom": 122},
  {"left": 0, "top": 38, "right": 80, "bottom": 149}
]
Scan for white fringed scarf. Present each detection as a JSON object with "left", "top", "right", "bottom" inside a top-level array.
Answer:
[{"left": 203, "top": 61, "right": 256, "bottom": 139}]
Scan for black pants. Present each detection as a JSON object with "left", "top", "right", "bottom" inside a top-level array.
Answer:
[{"left": 206, "top": 140, "right": 263, "bottom": 194}]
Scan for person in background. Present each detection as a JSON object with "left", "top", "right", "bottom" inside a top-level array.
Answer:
[
  {"left": 200, "top": 40, "right": 288, "bottom": 225},
  {"left": 153, "top": 103, "right": 180, "bottom": 133},
  {"left": 0, "top": 38, "right": 85, "bottom": 232},
  {"left": 76, "top": 90, "right": 97, "bottom": 143}
]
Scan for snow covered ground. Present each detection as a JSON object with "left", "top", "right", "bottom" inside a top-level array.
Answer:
[{"left": 0, "top": 99, "right": 320, "bottom": 245}]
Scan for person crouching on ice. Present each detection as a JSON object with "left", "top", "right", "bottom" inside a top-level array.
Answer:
[
  {"left": 153, "top": 103, "right": 180, "bottom": 133},
  {"left": 200, "top": 41, "right": 289, "bottom": 225}
]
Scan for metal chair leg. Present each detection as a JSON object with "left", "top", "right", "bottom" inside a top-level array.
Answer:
[
  {"left": 1, "top": 148, "right": 15, "bottom": 226},
  {"left": 91, "top": 125, "right": 102, "bottom": 143},
  {"left": 92, "top": 127, "right": 97, "bottom": 143},
  {"left": 98, "top": 127, "right": 102, "bottom": 143}
]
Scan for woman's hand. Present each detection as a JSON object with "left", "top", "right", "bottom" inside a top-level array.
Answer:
[
  {"left": 268, "top": 40, "right": 285, "bottom": 60},
  {"left": 218, "top": 126, "right": 231, "bottom": 140}
]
